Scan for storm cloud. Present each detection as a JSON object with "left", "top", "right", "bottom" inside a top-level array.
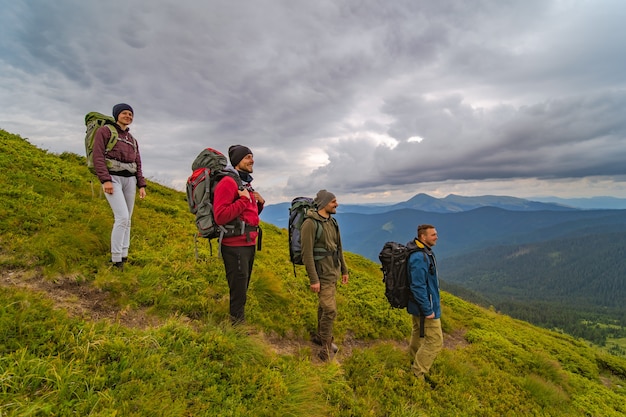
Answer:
[{"left": 1, "top": 0, "right": 625, "bottom": 203}]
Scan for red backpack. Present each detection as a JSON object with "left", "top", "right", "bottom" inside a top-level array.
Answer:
[{"left": 186, "top": 148, "right": 244, "bottom": 243}]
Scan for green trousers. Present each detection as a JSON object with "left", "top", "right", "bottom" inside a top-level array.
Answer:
[
  {"left": 317, "top": 279, "right": 338, "bottom": 342},
  {"left": 409, "top": 316, "right": 443, "bottom": 378}
]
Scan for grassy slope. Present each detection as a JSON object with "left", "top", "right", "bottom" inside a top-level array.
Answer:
[{"left": 0, "top": 129, "right": 625, "bottom": 416}]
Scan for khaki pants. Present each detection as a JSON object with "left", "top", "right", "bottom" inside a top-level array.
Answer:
[
  {"left": 409, "top": 316, "right": 443, "bottom": 378},
  {"left": 317, "top": 279, "right": 337, "bottom": 342}
]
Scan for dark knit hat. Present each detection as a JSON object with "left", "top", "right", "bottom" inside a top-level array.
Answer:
[
  {"left": 228, "top": 145, "right": 252, "bottom": 168},
  {"left": 112, "top": 103, "right": 134, "bottom": 121},
  {"left": 314, "top": 189, "right": 336, "bottom": 209}
]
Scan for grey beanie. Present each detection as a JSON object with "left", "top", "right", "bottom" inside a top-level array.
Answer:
[
  {"left": 112, "top": 103, "right": 134, "bottom": 121},
  {"left": 314, "top": 189, "right": 336, "bottom": 209},
  {"left": 228, "top": 145, "right": 252, "bottom": 168}
]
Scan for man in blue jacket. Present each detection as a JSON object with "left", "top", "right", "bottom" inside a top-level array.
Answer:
[{"left": 407, "top": 224, "right": 443, "bottom": 381}]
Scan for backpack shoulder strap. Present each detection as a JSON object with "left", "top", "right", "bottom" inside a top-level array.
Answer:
[
  {"left": 406, "top": 241, "right": 428, "bottom": 264},
  {"left": 214, "top": 169, "right": 244, "bottom": 191},
  {"left": 104, "top": 124, "right": 119, "bottom": 152},
  {"left": 304, "top": 215, "right": 326, "bottom": 244},
  {"left": 301, "top": 217, "right": 328, "bottom": 262},
  {"left": 314, "top": 219, "right": 323, "bottom": 242},
  {"left": 125, "top": 131, "right": 138, "bottom": 151},
  {"left": 407, "top": 242, "right": 435, "bottom": 275},
  {"left": 301, "top": 216, "right": 322, "bottom": 241}
]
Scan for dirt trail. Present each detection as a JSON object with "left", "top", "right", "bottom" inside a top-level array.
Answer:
[
  {"left": 2, "top": 270, "right": 469, "bottom": 356},
  {"left": 1, "top": 270, "right": 159, "bottom": 328}
]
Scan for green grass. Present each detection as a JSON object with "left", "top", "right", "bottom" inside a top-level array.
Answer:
[{"left": 1, "top": 129, "right": 626, "bottom": 416}]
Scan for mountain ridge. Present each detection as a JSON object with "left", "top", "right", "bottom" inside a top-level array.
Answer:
[{"left": 260, "top": 193, "right": 578, "bottom": 227}]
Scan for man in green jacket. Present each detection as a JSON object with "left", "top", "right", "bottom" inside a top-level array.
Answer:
[{"left": 301, "top": 190, "right": 349, "bottom": 361}]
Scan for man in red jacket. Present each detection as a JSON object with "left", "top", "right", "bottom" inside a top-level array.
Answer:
[{"left": 213, "top": 145, "right": 264, "bottom": 325}]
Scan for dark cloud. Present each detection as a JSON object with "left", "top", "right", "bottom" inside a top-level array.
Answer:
[{"left": 1, "top": 0, "right": 626, "bottom": 203}]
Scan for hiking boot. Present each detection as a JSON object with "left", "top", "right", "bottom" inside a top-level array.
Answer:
[
  {"left": 318, "top": 345, "right": 334, "bottom": 362},
  {"left": 412, "top": 372, "right": 436, "bottom": 389},
  {"left": 311, "top": 334, "right": 338, "bottom": 353},
  {"left": 122, "top": 257, "right": 128, "bottom": 264},
  {"left": 317, "top": 338, "right": 337, "bottom": 362},
  {"left": 424, "top": 374, "right": 437, "bottom": 389},
  {"left": 112, "top": 261, "right": 124, "bottom": 271}
]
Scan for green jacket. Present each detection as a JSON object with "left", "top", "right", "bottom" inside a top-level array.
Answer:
[{"left": 300, "top": 209, "right": 348, "bottom": 285}]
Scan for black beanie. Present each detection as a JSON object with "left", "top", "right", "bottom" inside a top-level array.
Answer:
[
  {"left": 112, "top": 103, "right": 134, "bottom": 121},
  {"left": 314, "top": 189, "right": 336, "bottom": 209},
  {"left": 228, "top": 145, "right": 252, "bottom": 168}
]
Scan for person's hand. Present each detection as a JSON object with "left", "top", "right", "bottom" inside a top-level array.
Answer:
[
  {"left": 139, "top": 187, "right": 146, "bottom": 199},
  {"left": 238, "top": 188, "right": 251, "bottom": 201},
  {"left": 425, "top": 313, "right": 435, "bottom": 319},
  {"left": 102, "top": 181, "right": 113, "bottom": 194},
  {"left": 310, "top": 282, "right": 320, "bottom": 293},
  {"left": 341, "top": 274, "right": 349, "bottom": 285},
  {"left": 253, "top": 191, "right": 265, "bottom": 205}
]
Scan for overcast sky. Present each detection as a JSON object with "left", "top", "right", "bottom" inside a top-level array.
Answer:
[{"left": 2, "top": 0, "right": 626, "bottom": 204}]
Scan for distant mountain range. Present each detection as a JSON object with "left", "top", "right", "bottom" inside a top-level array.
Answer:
[
  {"left": 261, "top": 193, "right": 626, "bottom": 261},
  {"left": 260, "top": 193, "right": 581, "bottom": 229},
  {"left": 260, "top": 193, "right": 626, "bottom": 232},
  {"left": 531, "top": 195, "right": 626, "bottom": 209},
  {"left": 383, "top": 193, "right": 578, "bottom": 213}
]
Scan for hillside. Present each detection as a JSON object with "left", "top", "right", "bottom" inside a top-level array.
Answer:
[{"left": 1, "top": 129, "right": 625, "bottom": 416}]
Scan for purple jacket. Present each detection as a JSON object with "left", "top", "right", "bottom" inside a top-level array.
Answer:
[{"left": 93, "top": 124, "right": 147, "bottom": 188}]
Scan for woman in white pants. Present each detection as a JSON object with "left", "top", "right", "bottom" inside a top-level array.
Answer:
[{"left": 92, "top": 103, "right": 147, "bottom": 269}]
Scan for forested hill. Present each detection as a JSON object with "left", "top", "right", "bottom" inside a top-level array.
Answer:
[
  {"left": 443, "top": 233, "right": 626, "bottom": 309},
  {"left": 440, "top": 231, "right": 626, "bottom": 351},
  {"left": 333, "top": 206, "right": 626, "bottom": 261},
  {"left": 1, "top": 129, "right": 625, "bottom": 416}
]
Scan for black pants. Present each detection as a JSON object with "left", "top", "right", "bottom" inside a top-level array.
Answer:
[{"left": 220, "top": 244, "right": 256, "bottom": 324}]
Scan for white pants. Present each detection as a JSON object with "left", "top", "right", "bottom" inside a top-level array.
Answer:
[{"left": 105, "top": 175, "right": 137, "bottom": 262}]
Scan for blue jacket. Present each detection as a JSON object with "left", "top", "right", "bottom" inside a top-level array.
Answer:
[{"left": 406, "top": 239, "right": 441, "bottom": 319}]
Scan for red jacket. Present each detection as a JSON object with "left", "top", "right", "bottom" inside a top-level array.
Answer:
[{"left": 213, "top": 175, "right": 263, "bottom": 247}]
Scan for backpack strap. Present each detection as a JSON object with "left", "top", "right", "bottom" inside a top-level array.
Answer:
[
  {"left": 311, "top": 217, "right": 342, "bottom": 262},
  {"left": 117, "top": 130, "right": 138, "bottom": 152},
  {"left": 312, "top": 221, "right": 333, "bottom": 261},
  {"left": 104, "top": 125, "right": 119, "bottom": 154},
  {"left": 213, "top": 170, "right": 261, "bottom": 254}
]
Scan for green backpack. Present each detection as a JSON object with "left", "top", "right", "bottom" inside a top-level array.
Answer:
[
  {"left": 288, "top": 196, "right": 339, "bottom": 276},
  {"left": 84, "top": 112, "right": 118, "bottom": 174}
]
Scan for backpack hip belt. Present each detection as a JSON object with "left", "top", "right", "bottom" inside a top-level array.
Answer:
[
  {"left": 106, "top": 158, "right": 137, "bottom": 174},
  {"left": 313, "top": 248, "right": 340, "bottom": 263},
  {"left": 219, "top": 223, "right": 261, "bottom": 249}
]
